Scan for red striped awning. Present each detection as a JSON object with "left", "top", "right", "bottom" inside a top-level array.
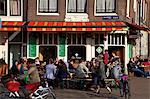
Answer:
[
  {"left": 27, "top": 21, "right": 127, "bottom": 31},
  {"left": 0, "top": 21, "right": 25, "bottom": 31}
]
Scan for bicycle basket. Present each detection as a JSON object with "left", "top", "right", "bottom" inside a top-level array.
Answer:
[{"left": 6, "top": 81, "right": 20, "bottom": 92}]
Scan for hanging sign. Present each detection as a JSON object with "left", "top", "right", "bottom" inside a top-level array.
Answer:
[{"left": 96, "top": 47, "right": 103, "bottom": 54}]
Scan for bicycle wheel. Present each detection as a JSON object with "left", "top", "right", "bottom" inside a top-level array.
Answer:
[
  {"left": 124, "top": 82, "right": 130, "bottom": 99},
  {"left": 119, "top": 81, "right": 124, "bottom": 97}
]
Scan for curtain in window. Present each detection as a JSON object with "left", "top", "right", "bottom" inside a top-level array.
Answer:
[
  {"left": 49, "top": 0, "right": 57, "bottom": 12},
  {"left": 10, "top": 0, "right": 20, "bottom": 15},
  {"left": 39, "top": 0, "right": 48, "bottom": 12},
  {"left": 68, "top": 0, "right": 76, "bottom": 12},
  {"left": 96, "top": 0, "right": 105, "bottom": 12},
  {"left": 77, "top": 0, "right": 86, "bottom": 12},
  {"left": 0, "top": 0, "right": 6, "bottom": 15},
  {"left": 106, "top": 0, "right": 115, "bottom": 12}
]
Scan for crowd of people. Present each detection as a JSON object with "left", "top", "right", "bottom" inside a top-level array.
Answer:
[{"left": 9, "top": 51, "right": 150, "bottom": 95}]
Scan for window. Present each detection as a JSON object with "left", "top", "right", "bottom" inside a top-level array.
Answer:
[
  {"left": 108, "top": 34, "right": 125, "bottom": 45},
  {"left": 126, "top": 0, "right": 130, "bottom": 17},
  {"left": 67, "top": 33, "right": 85, "bottom": 45},
  {"left": 67, "top": 0, "right": 87, "bottom": 13},
  {"left": 10, "top": 0, "right": 21, "bottom": 16},
  {"left": 38, "top": 33, "right": 58, "bottom": 44},
  {"left": 142, "top": 0, "right": 148, "bottom": 21},
  {"left": 96, "top": 0, "right": 116, "bottom": 13},
  {"left": 0, "top": 0, "right": 7, "bottom": 15},
  {"left": 38, "top": 0, "right": 58, "bottom": 13}
]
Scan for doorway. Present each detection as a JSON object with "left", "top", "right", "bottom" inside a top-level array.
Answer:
[
  {"left": 108, "top": 46, "right": 125, "bottom": 64},
  {"left": 39, "top": 46, "right": 57, "bottom": 62},
  {"left": 9, "top": 44, "right": 21, "bottom": 67}
]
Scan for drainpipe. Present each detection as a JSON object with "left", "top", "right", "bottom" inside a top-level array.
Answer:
[{"left": 139, "top": 0, "right": 141, "bottom": 56}]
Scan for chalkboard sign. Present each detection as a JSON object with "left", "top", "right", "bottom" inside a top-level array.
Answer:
[
  {"left": 29, "top": 35, "right": 36, "bottom": 57},
  {"left": 59, "top": 35, "right": 65, "bottom": 57}
]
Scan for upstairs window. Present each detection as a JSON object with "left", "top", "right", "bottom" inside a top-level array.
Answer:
[
  {"left": 38, "top": 0, "right": 58, "bottom": 13},
  {"left": 0, "top": 0, "right": 7, "bottom": 15},
  {"left": 10, "top": 0, "right": 21, "bottom": 16},
  {"left": 96, "top": 0, "right": 116, "bottom": 13},
  {"left": 67, "top": 0, "right": 87, "bottom": 13}
]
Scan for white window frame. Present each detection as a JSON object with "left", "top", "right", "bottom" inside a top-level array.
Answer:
[
  {"left": 66, "top": 0, "right": 88, "bottom": 16},
  {"left": 37, "top": 0, "right": 59, "bottom": 16},
  {"left": 126, "top": 0, "right": 130, "bottom": 18},
  {"left": 94, "top": 0, "right": 117, "bottom": 16},
  {"left": 143, "top": 0, "right": 148, "bottom": 21}
]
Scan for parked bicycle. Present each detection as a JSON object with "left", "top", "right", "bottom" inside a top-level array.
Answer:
[
  {"left": 119, "top": 74, "right": 131, "bottom": 99},
  {"left": 0, "top": 74, "right": 56, "bottom": 99}
]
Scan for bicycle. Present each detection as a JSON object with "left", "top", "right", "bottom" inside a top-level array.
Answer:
[
  {"left": 110, "top": 74, "right": 130, "bottom": 99},
  {"left": 0, "top": 74, "right": 56, "bottom": 99},
  {"left": 119, "top": 74, "right": 131, "bottom": 99}
]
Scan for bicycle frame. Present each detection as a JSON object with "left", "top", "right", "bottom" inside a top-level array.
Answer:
[{"left": 30, "top": 86, "right": 55, "bottom": 99}]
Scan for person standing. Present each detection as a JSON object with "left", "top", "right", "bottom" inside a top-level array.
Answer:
[
  {"left": 95, "top": 54, "right": 111, "bottom": 93},
  {"left": 103, "top": 50, "right": 110, "bottom": 78},
  {"left": 45, "top": 58, "right": 57, "bottom": 88}
]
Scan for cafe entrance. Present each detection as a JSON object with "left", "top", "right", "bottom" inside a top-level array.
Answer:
[
  {"left": 67, "top": 46, "right": 86, "bottom": 60},
  {"left": 39, "top": 46, "right": 57, "bottom": 62}
]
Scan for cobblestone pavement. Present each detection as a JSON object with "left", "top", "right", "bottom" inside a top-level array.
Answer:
[
  {"left": 0, "top": 77, "right": 149, "bottom": 99},
  {"left": 54, "top": 77, "right": 150, "bottom": 99}
]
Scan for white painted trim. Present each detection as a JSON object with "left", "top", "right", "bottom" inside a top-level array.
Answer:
[
  {"left": 0, "top": 16, "right": 23, "bottom": 21},
  {"left": 37, "top": 13, "right": 60, "bottom": 16},
  {"left": 65, "top": 45, "right": 68, "bottom": 62},
  {"left": 86, "top": 44, "right": 92, "bottom": 61},
  {"left": 27, "top": 32, "right": 29, "bottom": 58},
  {"left": 108, "top": 45, "right": 125, "bottom": 47},
  {"left": 66, "top": 13, "right": 88, "bottom": 16},
  {"left": 91, "top": 46, "right": 95, "bottom": 58},
  {"left": 124, "top": 35, "right": 128, "bottom": 74},
  {"left": 121, "top": 35, "right": 123, "bottom": 44},
  {"left": 133, "top": 0, "right": 137, "bottom": 12},
  {"left": 0, "top": 0, "right": 23, "bottom": 21},
  {"left": 95, "top": 13, "right": 118, "bottom": 16},
  {"left": 126, "top": 0, "right": 130, "bottom": 18},
  {"left": 110, "top": 30, "right": 128, "bottom": 34},
  {"left": 113, "top": 34, "right": 115, "bottom": 44}
]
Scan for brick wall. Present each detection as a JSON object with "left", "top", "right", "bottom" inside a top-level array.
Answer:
[{"left": 27, "top": 0, "right": 129, "bottom": 22}]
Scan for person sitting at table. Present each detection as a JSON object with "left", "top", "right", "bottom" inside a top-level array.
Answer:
[
  {"left": 128, "top": 57, "right": 149, "bottom": 78},
  {"left": 75, "top": 59, "right": 89, "bottom": 78}
]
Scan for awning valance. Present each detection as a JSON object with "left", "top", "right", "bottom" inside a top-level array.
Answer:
[
  {"left": 0, "top": 21, "right": 25, "bottom": 31},
  {"left": 27, "top": 21, "right": 127, "bottom": 31},
  {"left": 126, "top": 22, "right": 149, "bottom": 31}
]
